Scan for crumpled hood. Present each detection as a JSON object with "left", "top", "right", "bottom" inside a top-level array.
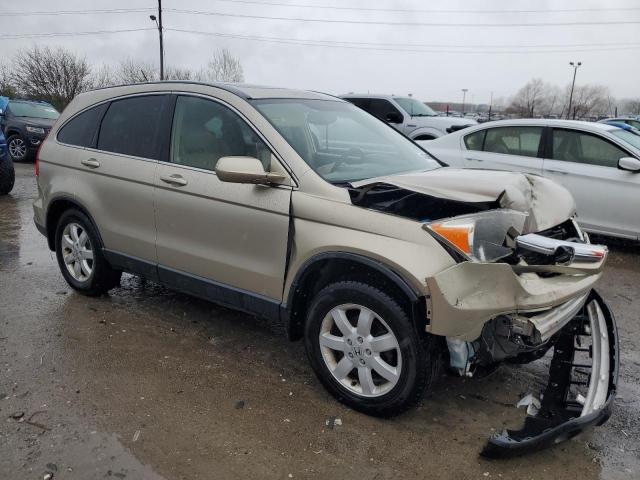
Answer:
[{"left": 351, "top": 168, "right": 576, "bottom": 232}]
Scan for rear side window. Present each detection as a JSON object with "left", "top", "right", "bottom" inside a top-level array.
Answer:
[
  {"left": 463, "top": 130, "right": 485, "bottom": 151},
  {"left": 551, "top": 129, "right": 628, "bottom": 167},
  {"left": 483, "top": 126, "right": 542, "bottom": 157},
  {"left": 345, "top": 98, "right": 370, "bottom": 110},
  {"left": 57, "top": 104, "right": 107, "bottom": 148},
  {"left": 97, "top": 95, "right": 166, "bottom": 159}
]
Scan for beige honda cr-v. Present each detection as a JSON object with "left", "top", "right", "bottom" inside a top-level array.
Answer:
[{"left": 34, "top": 82, "right": 618, "bottom": 456}]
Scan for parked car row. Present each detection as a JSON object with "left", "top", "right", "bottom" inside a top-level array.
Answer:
[{"left": 33, "top": 81, "right": 618, "bottom": 457}]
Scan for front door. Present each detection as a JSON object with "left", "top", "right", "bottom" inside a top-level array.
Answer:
[
  {"left": 543, "top": 128, "right": 640, "bottom": 239},
  {"left": 154, "top": 95, "right": 292, "bottom": 308}
]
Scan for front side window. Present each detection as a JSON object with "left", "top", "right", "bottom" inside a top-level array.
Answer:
[
  {"left": 483, "top": 126, "right": 543, "bottom": 157},
  {"left": 552, "top": 129, "right": 628, "bottom": 167},
  {"left": 97, "top": 95, "right": 166, "bottom": 159},
  {"left": 8, "top": 101, "right": 59, "bottom": 120},
  {"left": 57, "top": 104, "right": 107, "bottom": 148},
  {"left": 252, "top": 98, "right": 440, "bottom": 184},
  {"left": 170, "top": 96, "right": 271, "bottom": 171}
]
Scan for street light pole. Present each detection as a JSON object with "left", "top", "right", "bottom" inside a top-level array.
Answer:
[
  {"left": 567, "top": 61, "right": 581, "bottom": 120},
  {"left": 149, "top": 0, "right": 164, "bottom": 80},
  {"left": 461, "top": 88, "right": 468, "bottom": 115}
]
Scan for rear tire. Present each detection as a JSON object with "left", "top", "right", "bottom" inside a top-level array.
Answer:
[
  {"left": 55, "top": 209, "right": 121, "bottom": 296},
  {"left": 304, "top": 281, "right": 438, "bottom": 417},
  {"left": 0, "top": 157, "right": 14, "bottom": 195}
]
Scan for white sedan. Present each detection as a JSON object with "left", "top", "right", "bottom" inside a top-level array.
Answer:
[{"left": 421, "top": 119, "right": 640, "bottom": 240}]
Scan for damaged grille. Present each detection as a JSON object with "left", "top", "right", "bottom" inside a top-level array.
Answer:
[{"left": 516, "top": 220, "right": 584, "bottom": 267}]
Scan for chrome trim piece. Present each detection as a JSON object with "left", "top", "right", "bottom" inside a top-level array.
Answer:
[
  {"left": 516, "top": 232, "right": 607, "bottom": 262},
  {"left": 528, "top": 292, "right": 589, "bottom": 342},
  {"left": 581, "top": 299, "right": 610, "bottom": 416}
]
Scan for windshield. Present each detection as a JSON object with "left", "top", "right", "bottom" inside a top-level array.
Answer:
[
  {"left": 252, "top": 99, "right": 441, "bottom": 183},
  {"left": 393, "top": 97, "right": 436, "bottom": 117},
  {"left": 9, "top": 101, "right": 59, "bottom": 119},
  {"left": 611, "top": 129, "right": 640, "bottom": 150}
]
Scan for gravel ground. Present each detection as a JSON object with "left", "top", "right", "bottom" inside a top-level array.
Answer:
[{"left": 1, "top": 162, "right": 638, "bottom": 479}]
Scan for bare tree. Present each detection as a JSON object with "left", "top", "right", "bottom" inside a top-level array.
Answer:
[
  {"left": 563, "top": 84, "right": 610, "bottom": 119},
  {"left": 115, "top": 58, "right": 159, "bottom": 84},
  {"left": 622, "top": 98, "right": 640, "bottom": 115},
  {"left": 0, "top": 63, "right": 18, "bottom": 98},
  {"left": 508, "top": 78, "right": 546, "bottom": 117},
  {"left": 165, "top": 66, "right": 205, "bottom": 81},
  {"left": 11, "top": 46, "right": 91, "bottom": 110},
  {"left": 90, "top": 63, "right": 118, "bottom": 89},
  {"left": 204, "top": 48, "right": 244, "bottom": 83}
]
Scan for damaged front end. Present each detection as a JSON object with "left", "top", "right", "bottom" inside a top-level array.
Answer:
[
  {"left": 348, "top": 171, "right": 618, "bottom": 456},
  {"left": 482, "top": 290, "right": 619, "bottom": 458}
]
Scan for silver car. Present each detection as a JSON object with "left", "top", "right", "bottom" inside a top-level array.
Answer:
[{"left": 423, "top": 119, "right": 640, "bottom": 240}]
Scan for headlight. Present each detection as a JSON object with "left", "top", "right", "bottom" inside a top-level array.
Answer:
[
  {"left": 424, "top": 210, "right": 528, "bottom": 262},
  {"left": 26, "top": 126, "right": 45, "bottom": 134}
]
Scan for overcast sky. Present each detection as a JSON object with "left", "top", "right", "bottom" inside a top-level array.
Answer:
[{"left": 2, "top": 0, "right": 638, "bottom": 104}]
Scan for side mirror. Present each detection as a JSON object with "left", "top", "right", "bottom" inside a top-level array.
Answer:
[
  {"left": 385, "top": 111, "right": 403, "bottom": 124},
  {"left": 215, "top": 156, "right": 286, "bottom": 184},
  {"left": 618, "top": 157, "right": 640, "bottom": 172}
]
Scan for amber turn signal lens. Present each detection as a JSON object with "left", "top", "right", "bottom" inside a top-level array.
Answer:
[{"left": 429, "top": 224, "right": 473, "bottom": 254}]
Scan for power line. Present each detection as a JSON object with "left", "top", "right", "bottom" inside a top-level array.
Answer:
[
  {"left": 0, "top": 8, "right": 154, "bottom": 17},
  {"left": 166, "top": 8, "right": 640, "bottom": 27},
  {"left": 165, "top": 28, "right": 640, "bottom": 54},
  {"left": 202, "top": 0, "right": 640, "bottom": 15},
  {"left": 0, "top": 28, "right": 156, "bottom": 39}
]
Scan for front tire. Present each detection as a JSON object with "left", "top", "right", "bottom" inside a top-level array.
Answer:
[
  {"left": 304, "top": 281, "right": 438, "bottom": 417},
  {"left": 55, "top": 209, "right": 121, "bottom": 296},
  {"left": 7, "top": 134, "right": 28, "bottom": 162}
]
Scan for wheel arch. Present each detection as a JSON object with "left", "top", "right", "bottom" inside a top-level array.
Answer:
[
  {"left": 283, "top": 252, "right": 429, "bottom": 341},
  {"left": 409, "top": 127, "right": 444, "bottom": 141},
  {"left": 45, "top": 196, "right": 105, "bottom": 252}
]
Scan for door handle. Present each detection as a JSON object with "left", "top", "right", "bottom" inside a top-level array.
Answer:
[
  {"left": 81, "top": 158, "right": 100, "bottom": 168},
  {"left": 160, "top": 174, "right": 188, "bottom": 186},
  {"left": 465, "top": 157, "right": 483, "bottom": 162},
  {"left": 546, "top": 168, "right": 568, "bottom": 175}
]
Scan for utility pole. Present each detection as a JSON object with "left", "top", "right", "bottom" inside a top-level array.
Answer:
[
  {"left": 461, "top": 88, "right": 468, "bottom": 115},
  {"left": 567, "top": 61, "right": 581, "bottom": 120},
  {"left": 488, "top": 91, "right": 493, "bottom": 121},
  {"left": 149, "top": 0, "right": 164, "bottom": 80}
]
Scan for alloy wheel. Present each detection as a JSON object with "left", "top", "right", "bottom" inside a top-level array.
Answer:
[
  {"left": 61, "top": 222, "right": 94, "bottom": 282},
  {"left": 319, "top": 303, "right": 402, "bottom": 397},
  {"left": 8, "top": 138, "right": 26, "bottom": 160}
]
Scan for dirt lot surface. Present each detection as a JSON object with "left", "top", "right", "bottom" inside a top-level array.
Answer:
[{"left": 1, "top": 162, "right": 639, "bottom": 479}]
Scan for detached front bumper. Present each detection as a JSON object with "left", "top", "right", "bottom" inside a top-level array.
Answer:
[{"left": 482, "top": 290, "right": 619, "bottom": 458}]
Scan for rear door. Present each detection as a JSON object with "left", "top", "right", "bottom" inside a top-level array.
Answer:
[
  {"left": 543, "top": 128, "right": 639, "bottom": 238},
  {"left": 154, "top": 94, "right": 292, "bottom": 307},
  {"left": 74, "top": 94, "right": 169, "bottom": 268},
  {"left": 462, "top": 125, "right": 544, "bottom": 174}
]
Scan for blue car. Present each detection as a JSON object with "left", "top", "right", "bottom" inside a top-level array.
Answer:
[{"left": 0, "top": 129, "right": 15, "bottom": 194}]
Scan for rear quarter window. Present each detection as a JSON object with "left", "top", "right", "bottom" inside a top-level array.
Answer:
[
  {"left": 463, "top": 130, "right": 485, "bottom": 151},
  {"left": 57, "top": 104, "right": 107, "bottom": 148}
]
